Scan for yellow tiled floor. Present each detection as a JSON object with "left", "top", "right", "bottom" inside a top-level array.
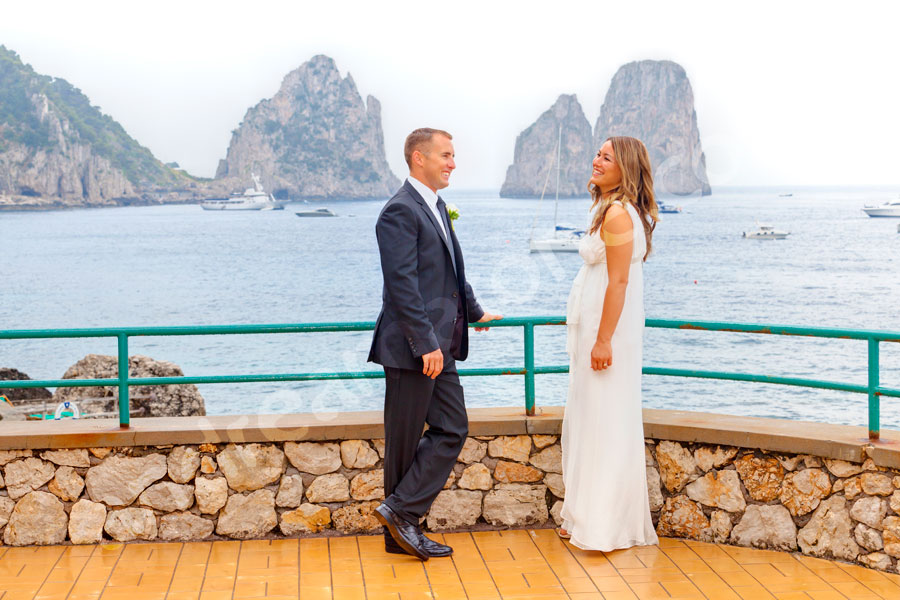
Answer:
[{"left": 1, "top": 532, "right": 899, "bottom": 600}]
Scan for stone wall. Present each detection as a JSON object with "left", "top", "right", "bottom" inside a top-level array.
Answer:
[{"left": 2, "top": 432, "right": 900, "bottom": 574}]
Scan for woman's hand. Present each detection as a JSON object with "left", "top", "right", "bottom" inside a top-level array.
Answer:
[{"left": 591, "top": 339, "right": 613, "bottom": 371}]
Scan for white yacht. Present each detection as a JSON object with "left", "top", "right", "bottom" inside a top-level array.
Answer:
[
  {"left": 742, "top": 225, "right": 790, "bottom": 240},
  {"left": 200, "top": 174, "right": 284, "bottom": 211},
  {"left": 862, "top": 198, "right": 900, "bottom": 218}
]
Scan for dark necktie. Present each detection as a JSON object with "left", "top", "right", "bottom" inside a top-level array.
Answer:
[{"left": 436, "top": 197, "right": 457, "bottom": 272}]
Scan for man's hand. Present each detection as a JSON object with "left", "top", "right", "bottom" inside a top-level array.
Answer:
[
  {"left": 474, "top": 312, "right": 503, "bottom": 332},
  {"left": 422, "top": 348, "right": 444, "bottom": 379}
]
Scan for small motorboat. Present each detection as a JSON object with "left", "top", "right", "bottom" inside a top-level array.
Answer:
[
  {"left": 658, "top": 201, "right": 682, "bottom": 214},
  {"left": 295, "top": 208, "right": 337, "bottom": 217},
  {"left": 742, "top": 225, "right": 790, "bottom": 240},
  {"left": 862, "top": 198, "right": 900, "bottom": 218}
]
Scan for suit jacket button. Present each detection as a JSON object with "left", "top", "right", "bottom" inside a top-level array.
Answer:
[{"left": 452, "top": 291, "right": 458, "bottom": 298}]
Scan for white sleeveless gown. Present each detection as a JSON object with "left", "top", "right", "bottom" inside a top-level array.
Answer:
[{"left": 560, "top": 201, "right": 658, "bottom": 551}]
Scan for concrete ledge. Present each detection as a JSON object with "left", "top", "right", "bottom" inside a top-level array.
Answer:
[{"left": 2, "top": 407, "right": 899, "bottom": 468}]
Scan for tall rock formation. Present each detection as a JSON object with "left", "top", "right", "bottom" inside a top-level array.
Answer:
[
  {"left": 594, "top": 60, "right": 711, "bottom": 196},
  {"left": 500, "top": 94, "right": 594, "bottom": 198},
  {"left": 215, "top": 55, "right": 399, "bottom": 199},
  {"left": 0, "top": 46, "right": 190, "bottom": 209}
]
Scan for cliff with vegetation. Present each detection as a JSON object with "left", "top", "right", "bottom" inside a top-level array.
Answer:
[
  {"left": 0, "top": 46, "right": 195, "bottom": 209},
  {"left": 215, "top": 55, "right": 399, "bottom": 199}
]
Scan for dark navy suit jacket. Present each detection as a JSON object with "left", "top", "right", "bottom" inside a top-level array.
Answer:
[{"left": 368, "top": 180, "right": 484, "bottom": 370}]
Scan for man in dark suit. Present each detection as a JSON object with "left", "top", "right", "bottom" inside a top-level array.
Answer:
[{"left": 369, "top": 128, "right": 500, "bottom": 560}]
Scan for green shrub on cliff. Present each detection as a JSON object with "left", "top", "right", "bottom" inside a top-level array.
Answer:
[{"left": 0, "top": 45, "right": 185, "bottom": 189}]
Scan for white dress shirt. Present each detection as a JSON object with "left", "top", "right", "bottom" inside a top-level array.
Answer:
[{"left": 407, "top": 176, "right": 447, "bottom": 239}]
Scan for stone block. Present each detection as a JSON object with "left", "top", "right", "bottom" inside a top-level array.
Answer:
[
  {"left": 544, "top": 473, "right": 565, "bottom": 499},
  {"left": 284, "top": 442, "right": 341, "bottom": 474},
  {"left": 458, "top": 463, "right": 492, "bottom": 490},
  {"left": 734, "top": 454, "right": 784, "bottom": 502},
  {"left": 340, "top": 440, "right": 379, "bottom": 469},
  {"left": 216, "top": 490, "right": 277, "bottom": 539},
  {"left": 482, "top": 484, "right": 548, "bottom": 527},
  {"left": 167, "top": 446, "right": 200, "bottom": 483},
  {"left": 656, "top": 441, "right": 698, "bottom": 493},
  {"left": 105, "top": 507, "right": 158, "bottom": 542},
  {"left": 685, "top": 470, "right": 746, "bottom": 513},
  {"left": 730, "top": 505, "right": 797, "bottom": 551},
  {"left": 48, "top": 466, "right": 85, "bottom": 502},
  {"left": 850, "top": 496, "right": 887, "bottom": 529},
  {"left": 276, "top": 474, "right": 305, "bottom": 508},
  {"left": 528, "top": 445, "right": 561, "bottom": 474},
  {"left": 532, "top": 435, "right": 557, "bottom": 449},
  {"left": 656, "top": 496, "right": 711, "bottom": 541},
  {"left": 798, "top": 496, "right": 860, "bottom": 561},
  {"left": 139, "top": 482, "right": 194, "bottom": 512},
  {"left": 350, "top": 470, "right": 384, "bottom": 501},
  {"left": 40, "top": 449, "right": 90, "bottom": 468},
  {"left": 426, "top": 490, "right": 483, "bottom": 531},
  {"left": 332, "top": 501, "right": 382, "bottom": 534},
  {"left": 4, "top": 458, "right": 56, "bottom": 499},
  {"left": 306, "top": 473, "right": 350, "bottom": 503},
  {"left": 195, "top": 477, "right": 228, "bottom": 514},
  {"left": 824, "top": 459, "right": 863, "bottom": 478},
  {"left": 457, "top": 438, "right": 487, "bottom": 464},
  {"left": 3, "top": 491, "right": 67, "bottom": 546},
  {"left": 694, "top": 446, "right": 738, "bottom": 472},
  {"left": 217, "top": 444, "right": 284, "bottom": 492},
  {"left": 855, "top": 523, "right": 883, "bottom": 551},
  {"left": 159, "top": 512, "right": 214, "bottom": 541},
  {"left": 646, "top": 467, "right": 663, "bottom": 512},
  {"left": 494, "top": 460, "right": 543, "bottom": 483},
  {"left": 861, "top": 473, "right": 894, "bottom": 496},
  {"left": 779, "top": 469, "right": 831, "bottom": 516},
  {"left": 281, "top": 503, "right": 331, "bottom": 535},
  {"left": 84, "top": 453, "right": 167, "bottom": 506},
  {"left": 487, "top": 436, "right": 532, "bottom": 463},
  {"left": 68, "top": 499, "right": 106, "bottom": 545}
]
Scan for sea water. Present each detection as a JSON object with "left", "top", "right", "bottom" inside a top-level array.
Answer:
[{"left": 2, "top": 186, "right": 899, "bottom": 428}]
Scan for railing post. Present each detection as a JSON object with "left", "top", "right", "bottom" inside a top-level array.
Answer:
[
  {"left": 868, "top": 337, "right": 880, "bottom": 441},
  {"left": 524, "top": 322, "right": 535, "bottom": 416},
  {"left": 118, "top": 334, "right": 130, "bottom": 429}
]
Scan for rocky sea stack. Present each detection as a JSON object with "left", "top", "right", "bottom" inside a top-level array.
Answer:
[
  {"left": 0, "top": 46, "right": 192, "bottom": 209},
  {"left": 215, "top": 55, "right": 399, "bottom": 199},
  {"left": 501, "top": 60, "right": 711, "bottom": 197},
  {"left": 594, "top": 60, "right": 711, "bottom": 196},
  {"left": 500, "top": 94, "right": 593, "bottom": 198}
]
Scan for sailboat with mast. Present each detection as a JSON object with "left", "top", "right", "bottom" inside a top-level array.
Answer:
[{"left": 528, "top": 126, "right": 583, "bottom": 252}]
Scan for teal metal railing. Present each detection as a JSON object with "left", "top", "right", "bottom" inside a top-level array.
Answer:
[{"left": 0, "top": 317, "right": 898, "bottom": 439}]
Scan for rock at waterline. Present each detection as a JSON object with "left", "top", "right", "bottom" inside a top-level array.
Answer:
[{"left": 51, "top": 354, "right": 205, "bottom": 417}]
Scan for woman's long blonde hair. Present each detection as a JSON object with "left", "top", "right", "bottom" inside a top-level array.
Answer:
[{"left": 588, "top": 136, "right": 658, "bottom": 261}]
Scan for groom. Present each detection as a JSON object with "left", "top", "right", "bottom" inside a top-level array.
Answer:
[{"left": 368, "top": 128, "right": 500, "bottom": 560}]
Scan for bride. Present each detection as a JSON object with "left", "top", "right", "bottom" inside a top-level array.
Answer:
[{"left": 559, "top": 136, "right": 660, "bottom": 551}]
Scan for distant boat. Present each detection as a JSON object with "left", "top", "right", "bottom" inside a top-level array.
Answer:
[
  {"left": 529, "top": 126, "right": 583, "bottom": 253},
  {"left": 658, "top": 201, "right": 682, "bottom": 214},
  {"left": 295, "top": 208, "right": 337, "bottom": 217},
  {"left": 200, "top": 174, "right": 284, "bottom": 211},
  {"left": 743, "top": 224, "right": 790, "bottom": 240},
  {"left": 862, "top": 198, "right": 900, "bottom": 218},
  {"left": 778, "top": 193, "right": 793, "bottom": 197}
]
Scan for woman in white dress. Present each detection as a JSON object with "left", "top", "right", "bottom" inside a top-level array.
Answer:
[{"left": 559, "top": 136, "right": 659, "bottom": 551}]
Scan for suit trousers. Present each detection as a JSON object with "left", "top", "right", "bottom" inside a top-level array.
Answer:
[{"left": 381, "top": 361, "right": 468, "bottom": 534}]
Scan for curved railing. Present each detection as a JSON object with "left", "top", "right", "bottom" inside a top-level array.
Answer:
[{"left": 0, "top": 317, "right": 898, "bottom": 439}]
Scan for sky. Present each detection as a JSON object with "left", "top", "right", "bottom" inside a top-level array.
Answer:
[{"left": 2, "top": 0, "right": 899, "bottom": 190}]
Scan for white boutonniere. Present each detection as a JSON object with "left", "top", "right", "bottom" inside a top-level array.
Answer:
[{"left": 446, "top": 203, "right": 459, "bottom": 230}]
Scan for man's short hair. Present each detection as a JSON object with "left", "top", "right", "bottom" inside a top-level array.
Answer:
[{"left": 404, "top": 128, "right": 452, "bottom": 167}]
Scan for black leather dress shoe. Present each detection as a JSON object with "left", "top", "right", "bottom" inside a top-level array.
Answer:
[
  {"left": 384, "top": 531, "right": 454, "bottom": 558},
  {"left": 374, "top": 503, "right": 429, "bottom": 561},
  {"left": 418, "top": 530, "right": 453, "bottom": 557}
]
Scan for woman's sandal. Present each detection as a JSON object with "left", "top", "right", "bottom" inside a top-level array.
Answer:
[{"left": 556, "top": 528, "right": 571, "bottom": 539}]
